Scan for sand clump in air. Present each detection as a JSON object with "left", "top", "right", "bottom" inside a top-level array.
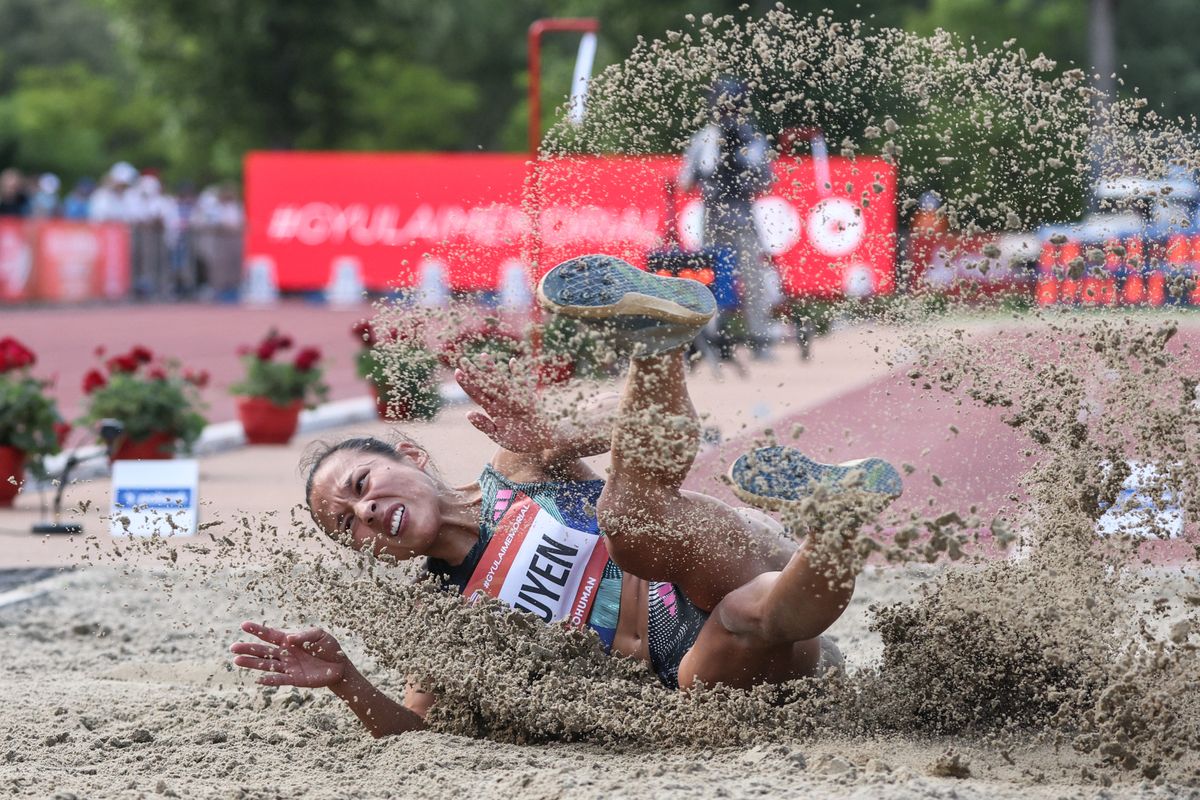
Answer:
[{"left": 5, "top": 6, "right": 1200, "bottom": 797}]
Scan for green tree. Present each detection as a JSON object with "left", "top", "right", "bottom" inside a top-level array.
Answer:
[
  {"left": 331, "top": 54, "right": 479, "bottom": 151},
  {"left": 0, "top": 0, "right": 122, "bottom": 93},
  {"left": 1115, "top": 0, "right": 1200, "bottom": 120},
  {"left": 99, "top": 0, "right": 489, "bottom": 176},
  {"left": 0, "top": 63, "right": 170, "bottom": 184}
]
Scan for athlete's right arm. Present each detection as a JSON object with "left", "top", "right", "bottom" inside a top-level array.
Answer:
[
  {"left": 328, "top": 664, "right": 428, "bottom": 738},
  {"left": 230, "top": 622, "right": 426, "bottom": 738}
]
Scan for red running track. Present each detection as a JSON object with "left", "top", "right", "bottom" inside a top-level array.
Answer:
[
  {"left": 5, "top": 302, "right": 379, "bottom": 424},
  {"left": 686, "top": 367, "right": 1031, "bottom": 524},
  {"left": 685, "top": 338, "right": 1200, "bottom": 564}
]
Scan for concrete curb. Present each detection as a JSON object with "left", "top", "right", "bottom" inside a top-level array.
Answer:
[
  {"left": 0, "top": 571, "right": 76, "bottom": 610},
  {"left": 32, "top": 380, "right": 471, "bottom": 488}
]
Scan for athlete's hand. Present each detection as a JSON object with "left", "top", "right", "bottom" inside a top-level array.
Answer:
[
  {"left": 456, "top": 354, "right": 554, "bottom": 454},
  {"left": 230, "top": 622, "right": 349, "bottom": 688}
]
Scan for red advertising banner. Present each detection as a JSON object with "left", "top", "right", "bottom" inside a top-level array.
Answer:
[
  {"left": 34, "top": 222, "right": 131, "bottom": 303},
  {"left": 245, "top": 152, "right": 896, "bottom": 298},
  {"left": 0, "top": 220, "right": 130, "bottom": 304},
  {"left": 0, "top": 219, "right": 33, "bottom": 302}
]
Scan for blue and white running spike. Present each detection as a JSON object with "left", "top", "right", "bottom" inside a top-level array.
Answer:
[
  {"left": 537, "top": 254, "right": 715, "bottom": 356},
  {"left": 728, "top": 446, "right": 903, "bottom": 510}
]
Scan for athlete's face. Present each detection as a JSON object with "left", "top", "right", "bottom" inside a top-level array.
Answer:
[{"left": 308, "top": 445, "right": 442, "bottom": 561}]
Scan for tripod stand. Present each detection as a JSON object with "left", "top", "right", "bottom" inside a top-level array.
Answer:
[{"left": 31, "top": 419, "right": 124, "bottom": 535}]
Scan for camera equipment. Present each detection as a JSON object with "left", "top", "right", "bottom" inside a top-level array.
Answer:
[{"left": 31, "top": 419, "right": 124, "bottom": 535}]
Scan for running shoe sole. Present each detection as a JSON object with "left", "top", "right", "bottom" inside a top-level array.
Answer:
[
  {"left": 728, "top": 446, "right": 903, "bottom": 510},
  {"left": 537, "top": 254, "right": 716, "bottom": 327}
]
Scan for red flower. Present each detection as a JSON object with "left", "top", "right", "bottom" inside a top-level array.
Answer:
[
  {"left": 185, "top": 369, "right": 209, "bottom": 388},
  {"left": 351, "top": 320, "right": 376, "bottom": 347},
  {"left": 294, "top": 347, "right": 321, "bottom": 372},
  {"left": 0, "top": 336, "right": 36, "bottom": 371},
  {"left": 130, "top": 345, "right": 154, "bottom": 364},
  {"left": 82, "top": 369, "right": 107, "bottom": 394},
  {"left": 147, "top": 367, "right": 168, "bottom": 381},
  {"left": 106, "top": 354, "right": 138, "bottom": 374},
  {"left": 273, "top": 334, "right": 294, "bottom": 350},
  {"left": 255, "top": 340, "right": 279, "bottom": 361},
  {"left": 53, "top": 421, "right": 72, "bottom": 447}
]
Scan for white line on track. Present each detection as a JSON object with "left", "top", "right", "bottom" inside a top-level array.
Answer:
[{"left": 0, "top": 572, "right": 74, "bottom": 610}]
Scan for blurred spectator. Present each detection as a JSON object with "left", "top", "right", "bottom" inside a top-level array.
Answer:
[
  {"left": 678, "top": 75, "right": 776, "bottom": 357},
  {"left": 62, "top": 178, "right": 96, "bottom": 220},
  {"left": 911, "top": 191, "right": 949, "bottom": 237},
  {"left": 0, "top": 161, "right": 244, "bottom": 303},
  {"left": 169, "top": 181, "right": 198, "bottom": 297},
  {"left": 0, "top": 168, "right": 31, "bottom": 216},
  {"left": 129, "top": 172, "right": 177, "bottom": 298},
  {"left": 191, "top": 182, "right": 245, "bottom": 301},
  {"left": 88, "top": 162, "right": 138, "bottom": 222},
  {"left": 904, "top": 191, "right": 949, "bottom": 290},
  {"left": 30, "top": 173, "right": 61, "bottom": 217}
]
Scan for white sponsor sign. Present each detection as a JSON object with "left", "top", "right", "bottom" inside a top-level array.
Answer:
[
  {"left": 110, "top": 459, "right": 200, "bottom": 537},
  {"left": 1096, "top": 461, "right": 1183, "bottom": 538}
]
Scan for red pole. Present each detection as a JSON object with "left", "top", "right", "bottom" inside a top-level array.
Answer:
[
  {"left": 526, "top": 18, "right": 599, "bottom": 359},
  {"left": 527, "top": 18, "right": 599, "bottom": 157}
]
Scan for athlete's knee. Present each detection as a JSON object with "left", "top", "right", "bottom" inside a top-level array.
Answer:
[
  {"left": 596, "top": 494, "right": 652, "bottom": 546},
  {"left": 713, "top": 577, "right": 774, "bottom": 640},
  {"left": 610, "top": 405, "right": 700, "bottom": 480},
  {"left": 712, "top": 573, "right": 827, "bottom": 644},
  {"left": 597, "top": 479, "right": 664, "bottom": 533}
]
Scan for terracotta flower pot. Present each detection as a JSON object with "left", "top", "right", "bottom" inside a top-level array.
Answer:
[
  {"left": 0, "top": 445, "right": 25, "bottom": 508},
  {"left": 537, "top": 354, "right": 576, "bottom": 387},
  {"left": 238, "top": 397, "right": 303, "bottom": 444},
  {"left": 111, "top": 431, "right": 177, "bottom": 461},
  {"left": 369, "top": 384, "right": 413, "bottom": 421}
]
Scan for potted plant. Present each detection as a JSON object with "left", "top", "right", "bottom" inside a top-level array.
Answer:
[
  {"left": 0, "top": 337, "right": 64, "bottom": 506},
  {"left": 352, "top": 319, "right": 441, "bottom": 421},
  {"left": 80, "top": 345, "right": 208, "bottom": 460},
  {"left": 437, "top": 319, "right": 525, "bottom": 370},
  {"left": 231, "top": 330, "right": 328, "bottom": 444}
]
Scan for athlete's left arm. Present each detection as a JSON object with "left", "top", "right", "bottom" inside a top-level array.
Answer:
[{"left": 454, "top": 355, "right": 615, "bottom": 482}]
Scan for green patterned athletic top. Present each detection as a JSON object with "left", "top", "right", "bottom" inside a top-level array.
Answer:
[{"left": 424, "top": 465, "right": 624, "bottom": 650}]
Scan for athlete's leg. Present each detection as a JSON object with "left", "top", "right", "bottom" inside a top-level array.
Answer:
[
  {"left": 674, "top": 540, "right": 860, "bottom": 688},
  {"left": 597, "top": 350, "right": 796, "bottom": 610},
  {"left": 599, "top": 349, "right": 869, "bottom": 687},
  {"left": 537, "top": 254, "right": 850, "bottom": 626}
]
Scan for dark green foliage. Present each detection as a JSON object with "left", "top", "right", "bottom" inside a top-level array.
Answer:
[
  {"left": 0, "top": 373, "right": 61, "bottom": 457},
  {"left": 1, "top": 0, "right": 1197, "bottom": 210},
  {"left": 230, "top": 358, "right": 329, "bottom": 408},
  {"left": 82, "top": 371, "right": 206, "bottom": 450}
]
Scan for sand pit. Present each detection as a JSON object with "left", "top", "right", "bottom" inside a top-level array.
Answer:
[{"left": 11, "top": 563, "right": 1192, "bottom": 800}]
